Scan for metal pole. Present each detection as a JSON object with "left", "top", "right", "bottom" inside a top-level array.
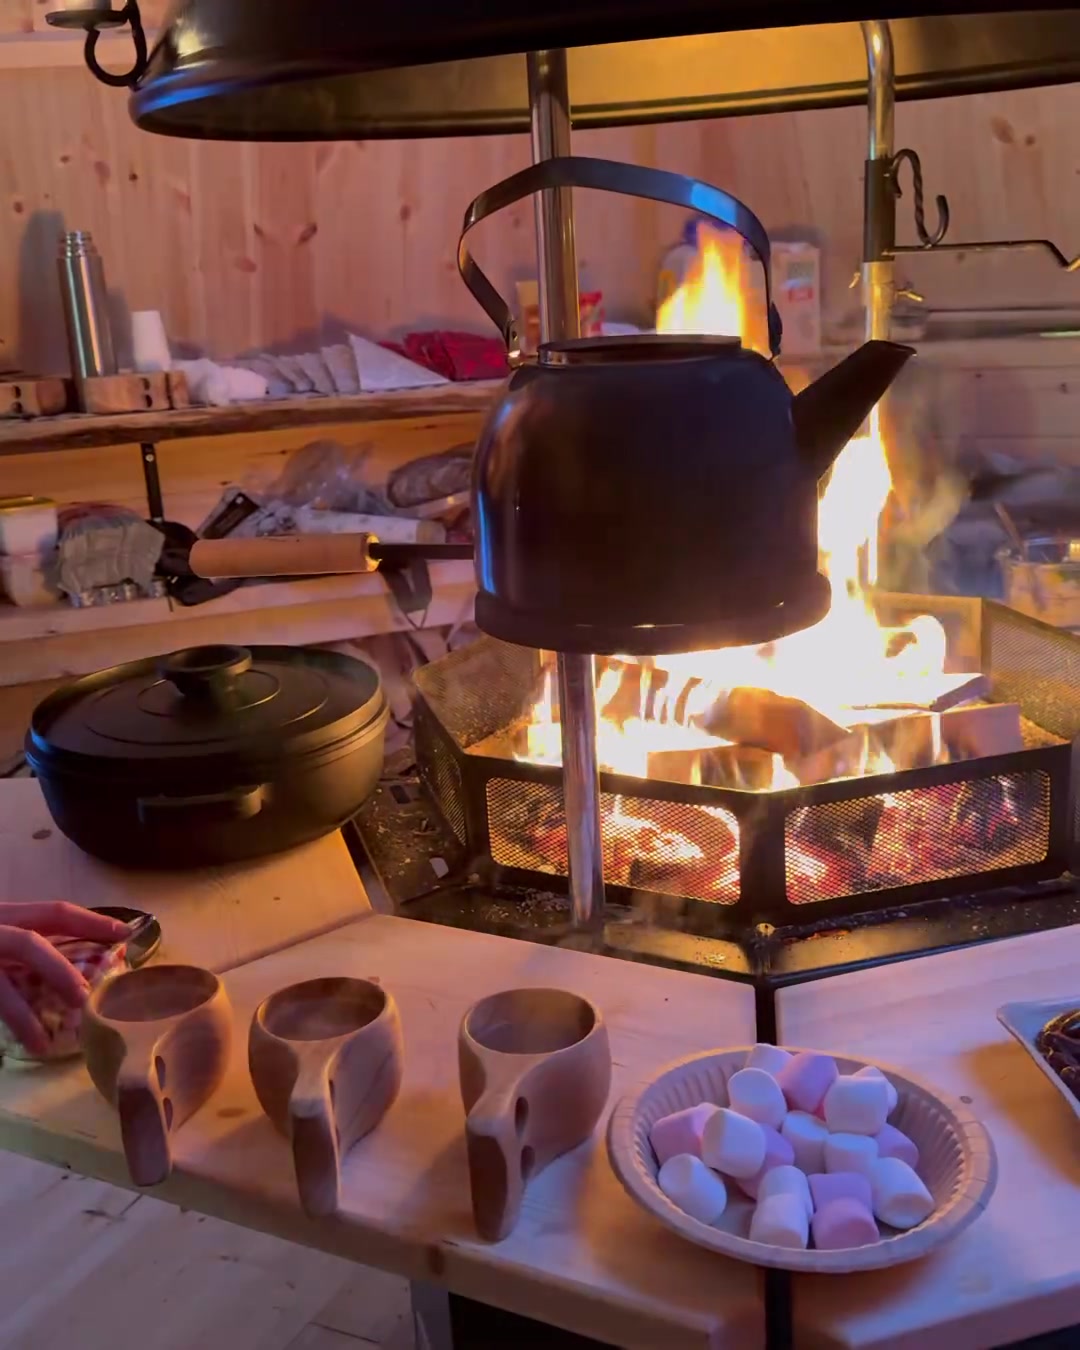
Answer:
[
  {"left": 526, "top": 49, "right": 605, "bottom": 937},
  {"left": 861, "top": 20, "right": 896, "bottom": 343}
]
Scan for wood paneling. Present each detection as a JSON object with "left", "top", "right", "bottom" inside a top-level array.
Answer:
[{"left": 1, "top": 26, "right": 1080, "bottom": 371}]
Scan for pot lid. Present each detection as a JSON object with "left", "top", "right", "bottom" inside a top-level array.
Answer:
[
  {"left": 27, "top": 644, "right": 386, "bottom": 770},
  {"left": 128, "top": 5, "right": 1080, "bottom": 139}
]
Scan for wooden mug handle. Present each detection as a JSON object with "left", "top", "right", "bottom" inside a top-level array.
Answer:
[
  {"left": 289, "top": 1055, "right": 340, "bottom": 1219},
  {"left": 117, "top": 1049, "right": 172, "bottom": 1188},
  {"left": 465, "top": 1088, "right": 531, "bottom": 1242}
]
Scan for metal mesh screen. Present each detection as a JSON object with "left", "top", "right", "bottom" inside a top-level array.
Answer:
[
  {"left": 414, "top": 637, "right": 541, "bottom": 748},
  {"left": 418, "top": 728, "right": 467, "bottom": 844},
  {"left": 487, "top": 777, "right": 740, "bottom": 903},
  {"left": 785, "top": 770, "right": 1051, "bottom": 904},
  {"left": 985, "top": 601, "right": 1080, "bottom": 741}
]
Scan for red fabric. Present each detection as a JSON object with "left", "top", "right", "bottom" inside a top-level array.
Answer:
[{"left": 381, "top": 332, "right": 510, "bottom": 382}]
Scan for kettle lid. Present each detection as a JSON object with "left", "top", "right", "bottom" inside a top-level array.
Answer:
[{"left": 538, "top": 334, "right": 741, "bottom": 366}]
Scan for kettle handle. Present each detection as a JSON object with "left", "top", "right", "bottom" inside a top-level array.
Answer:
[{"left": 458, "top": 156, "right": 782, "bottom": 362}]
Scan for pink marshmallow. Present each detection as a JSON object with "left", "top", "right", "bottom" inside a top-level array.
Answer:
[
  {"left": 649, "top": 1102, "right": 719, "bottom": 1166},
  {"left": 809, "top": 1171, "right": 872, "bottom": 1212},
  {"left": 776, "top": 1053, "right": 839, "bottom": 1114},
  {"left": 811, "top": 1197, "right": 879, "bottom": 1250},
  {"left": 875, "top": 1122, "right": 919, "bottom": 1169},
  {"left": 736, "top": 1125, "right": 796, "bottom": 1199}
]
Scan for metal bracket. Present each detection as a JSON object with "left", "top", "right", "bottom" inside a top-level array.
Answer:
[
  {"left": 887, "top": 144, "right": 1080, "bottom": 270},
  {"left": 139, "top": 442, "right": 163, "bottom": 524}
]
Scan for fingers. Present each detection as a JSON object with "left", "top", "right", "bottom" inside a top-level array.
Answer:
[
  {"left": 0, "top": 902, "right": 129, "bottom": 943},
  {"left": 0, "top": 928, "right": 88, "bottom": 1008},
  {"left": 0, "top": 974, "right": 49, "bottom": 1057}
]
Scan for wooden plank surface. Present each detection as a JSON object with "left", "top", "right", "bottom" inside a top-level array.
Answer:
[
  {"left": 0, "top": 780, "right": 372, "bottom": 973},
  {"left": 776, "top": 925, "right": 1080, "bottom": 1350},
  {"left": 0, "top": 385, "right": 498, "bottom": 455},
  {"left": 0, "top": 562, "right": 476, "bottom": 687},
  {"left": 0, "top": 913, "right": 763, "bottom": 1350}
]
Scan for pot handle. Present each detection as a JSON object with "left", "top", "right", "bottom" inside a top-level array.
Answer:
[
  {"left": 458, "top": 155, "right": 782, "bottom": 362},
  {"left": 136, "top": 785, "right": 265, "bottom": 824}
]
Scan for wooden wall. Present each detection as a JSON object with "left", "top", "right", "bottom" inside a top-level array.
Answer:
[{"left": 3, "top": 3, "right": 1080, "bottom": 371}]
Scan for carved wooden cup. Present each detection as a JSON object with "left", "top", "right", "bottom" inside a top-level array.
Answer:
[
  {"left": 248, "top": 977, "right": 403, "bottom": 1218},
  {"left": 81, "top": 964, "right": 232, "bottom": 1188},
  {"left": 459, "top": 987, "right": 611, "bottom": 1242}
]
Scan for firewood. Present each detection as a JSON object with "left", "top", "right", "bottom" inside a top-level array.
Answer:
[
  {"left": 941, "top": 702, "right": 1023, "bottom": 759},
  {"left": 646, "top": 743, "right": 774, "bottom": 790},
  {"left": 711, "top": 687, "right": 850, "bottom": 761}
]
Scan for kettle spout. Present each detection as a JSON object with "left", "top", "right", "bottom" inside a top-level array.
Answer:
[{"left": 792, "top": 340, "right": 915, "bottom": 478}]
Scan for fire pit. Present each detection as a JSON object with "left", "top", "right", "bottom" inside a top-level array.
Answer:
[{"left": 415, "top": 599, "right": 1077, "bottom": 931}]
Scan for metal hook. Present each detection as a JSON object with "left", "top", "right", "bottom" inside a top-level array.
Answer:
[
  {"left": 889, "top": 148, "right": 950, "bottom": 249},
  {"left": 46, "top": 4, "right": 148, "bottom": 89}
]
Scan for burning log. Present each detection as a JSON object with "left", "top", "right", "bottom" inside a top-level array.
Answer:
[
  {"left": 646, "top": 743, "right": 775, "bottom": 790},
  {"left": 705, "top": 687, "right": 850, "bottom": 761}
]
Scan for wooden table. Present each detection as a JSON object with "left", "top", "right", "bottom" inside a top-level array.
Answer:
[
  {"left": 0, "top": 913, "right": 763, "bottom": 1350},
  {"left": 777, "top": 925, "right": 1080, "bottom": 1350},
  {"left": 0, "top": 780, "right": 372, "bottom": 971}
]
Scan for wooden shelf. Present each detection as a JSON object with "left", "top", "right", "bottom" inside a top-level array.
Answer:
[
  {"left": 0, "top": 382, "right": 500, "bottom": 455},
  {"left": 0, "top": 561, "right": 476, "bottom": 686}
]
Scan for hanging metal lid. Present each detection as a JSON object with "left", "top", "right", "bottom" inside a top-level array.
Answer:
[
  {"left": 84, "top": 2, "right": 1080, "bottom": 139},
  {"left": 26, "top": 644, "right": 386, "bottom": 775}
]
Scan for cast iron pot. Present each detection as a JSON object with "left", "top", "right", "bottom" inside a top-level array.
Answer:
[{"left": 26, "top": 643, "right": 389, "bottom": 870}]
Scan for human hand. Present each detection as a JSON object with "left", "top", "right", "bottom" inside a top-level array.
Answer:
[{"left": 0, "top": 903, "right": 130, "bottom": 1055}]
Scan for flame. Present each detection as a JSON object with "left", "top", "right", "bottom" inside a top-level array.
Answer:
[{"left": 514, "top": 224, "right": 972, "bottom": 796}]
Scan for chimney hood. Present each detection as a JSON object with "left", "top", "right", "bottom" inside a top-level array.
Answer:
[{"left": 127, "top": 3, "right": 1080, "bottom": 140}]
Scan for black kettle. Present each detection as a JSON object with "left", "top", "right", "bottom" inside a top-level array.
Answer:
[{"left": 458, "top": 157, "right": 914, "bottom": 656}]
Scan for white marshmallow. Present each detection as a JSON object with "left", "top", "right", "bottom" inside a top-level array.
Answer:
[
  {"left": 749, "top": 1191, "right": 810, "bottom": 1249},
  {"left": 869, "top": 1157, "right": 934, "bottom": 1230},
  {"left": 745, "top": 1043, "right": 793, "bottom": 1077},
  {"left": 825, "top": 1132, "right": 879, "bottom": 1177},
  {"left": 854, "top": 1064, "right": 899, "bottom": 1115},
  {"left": 822, "top": 1075, "right": 891, "bottom": 1136},
  {"left": 781, "top": 1110, "right": 830, "bottom": 1174},
  {"left": 701, "top": 1107, "right": 767, "bottom": 1179},
  {"left": 657, "top": 1153, "right": 729, "bottom": 1225},
  {"left": 727, "top": 1067, "right": 788, "bottom": 1130},
  {"left": 757, "top": 1164, "right": 813, "bottom": 1218}
]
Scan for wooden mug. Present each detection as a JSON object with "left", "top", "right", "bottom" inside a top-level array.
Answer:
[
  {"left": 248, "top": 976, "right": 403, "bottom": 1218},
  {"left": 459, "top": 987, "right": 611, "bottom": 1242},
  {"left": 81, "top": 964, "right": 232, "bottom": 1188}
]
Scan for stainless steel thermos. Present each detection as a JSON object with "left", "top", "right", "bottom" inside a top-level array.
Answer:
[{"left": 58, "top": 230, "right": 117, "bottom": 387}]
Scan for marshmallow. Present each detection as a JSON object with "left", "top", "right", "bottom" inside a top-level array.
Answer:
[
  {"left": 811, "top": 1198, "right": 880, "bottom": 1250},
  {"left": 727, "top": 1067, "right": 788, "bottom": 1129},
  {"left": 657, "top": 1153, "right": 729, "bottom": 1225},
  {"left": 745, "top": 1043, "right": 793, "bottom": 1077},
  {"left": 736, "top": 1126, "right": 796, "bottom": 1199},
  {"left": 822, "top": 1075, "right": 891, "bottom": 1136},
  {"left": 750, "top": 1191, "right": 810, "bottom": 1249},
  {"left": 825, "top": 1132, "right": 878, "bottom": 1177},
  {"left": 874, "top": 1122, "right": 920, "bottom": 1170},
  {"left": 758, "top": 1164, "right": 813, "bottom": 1218},
  {"left": 870, "top": 1157, "right": 934, "bottom": 1230},
  {"left": 777, "top": 1053, "right": 838, "bottom": 1114},
  {"left": 781, "top": 1110, "right": 830, "bottom": 1174},
  {"left": 854, "top": 1064, "right": 899, "bottom": 1114},
  {"left": 809, "top": 1171, "right": 872, "bottom": 1212},
  {"left": 701, "top": 1107, "right": 766, "bottom": 1179},
  {"left": 650, "top": 1102, "right": 719, "bottom": 1166}
]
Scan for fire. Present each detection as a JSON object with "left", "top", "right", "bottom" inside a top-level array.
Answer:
[{"left": 516, "top": 222, "right": 971, "bottom": 796}]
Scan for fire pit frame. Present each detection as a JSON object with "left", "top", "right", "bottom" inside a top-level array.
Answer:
[{"left": 415, "top": 599, "right": 1079, "bottom": 931}]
